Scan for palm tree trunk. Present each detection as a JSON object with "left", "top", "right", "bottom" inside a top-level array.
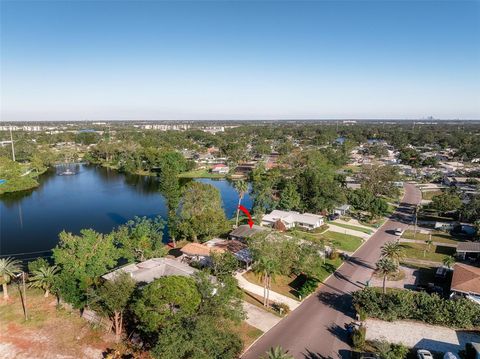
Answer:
[
  {"left": 383, "top": 275, "right": 387, "bottom": 294},
  {"left": 235, "top": 195, "right": 242, "bottom": 227},
  {"left": 44, "top": 289, "right": 49, "bottom": 298},
  {"left": 114, "top": 311, "right": 121, "bottom": 342},
  {"left": 263, "top": 273, "right": 267, "bottom": 307},
  {"left": 2, "top": 283, "right": 8, "bottom": 300},
  {"left": 266, "top": 276, "right": 271, "bottom": 308}
]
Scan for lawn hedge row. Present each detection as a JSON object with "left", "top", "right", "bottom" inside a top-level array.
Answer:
[{"left": 353, "top": 287, "right": 480, "bottom": 329}]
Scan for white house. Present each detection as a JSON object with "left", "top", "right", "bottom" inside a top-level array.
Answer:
[
  {"left": 211, "top": 164, "right": 229, "bottom": 174},
  {"left": 261, "top": 210, "right": 324, "bottom": 230}
]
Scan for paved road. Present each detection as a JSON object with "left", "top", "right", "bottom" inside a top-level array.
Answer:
[{"left": 242, "top": 183, "right": 421, "bottom": 359}]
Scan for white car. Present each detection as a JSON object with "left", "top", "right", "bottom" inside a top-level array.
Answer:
[
  {"left": 417, "top": 349, "right": 434, "bottom": 359},
  {"left": 394, "top": 228, "right": 404, "bottom": 236}
]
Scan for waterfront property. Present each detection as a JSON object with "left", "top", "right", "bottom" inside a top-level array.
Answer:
[
  {"left": 102, "top": 257, "right": 197, "bottom": 283},
  {"left": 261, "top": 210, "right": 324, "bottom": 230}
]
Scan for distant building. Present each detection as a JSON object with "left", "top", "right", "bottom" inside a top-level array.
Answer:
[
  {"left": 211, "top": 164, "right": 229, "bottom": 174},
  {"left": 261, "top": 210, "right": 324, "bottom": 230},
  {"left": 229, "top": 224, "right": 267, "bottom": 242},
  {"left": 333, "top": 204, "right": 351, "bottom": 216},
  {"left": 456, "top": 242, "right": 480, "bottom": 262}
]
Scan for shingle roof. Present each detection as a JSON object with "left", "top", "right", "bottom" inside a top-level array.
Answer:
[
  {"left": 229, "top": 224, "right": 266, "bottom": 239},
  {"left": 456, "top": 242, "right": 480, "bottom": 253},
  {"left": 180, "top": 242, "right": 225, "bottom": 256},
  {"left": 451, "top": 263, "right": 480, "bottom": 295}
]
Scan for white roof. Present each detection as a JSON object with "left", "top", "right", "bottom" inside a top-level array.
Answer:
[
  {"left": 102, "top": 258, "right": 197, "bottom": 283},
  {"left": 263, "top": 210, "right": 323, "bottom": 226}
]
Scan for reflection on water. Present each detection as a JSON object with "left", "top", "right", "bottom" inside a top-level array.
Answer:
[{"left": 0, "top": 164, "right": 252, "bottom": 259}]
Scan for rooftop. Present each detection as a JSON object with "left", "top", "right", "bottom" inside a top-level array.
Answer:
[
  {"left": 180, "top": 242, "right": 225, "bottom": 256},
  {"left": 262, "top": 210, "right": 323, "bottom": 226},
  {"left": 457, "top": 242, "right": 480, "bottom": 253},
  {"left": 229, "top": 224, "right": 267, "bottom": 239},
  {"left": 451, "top": 263, "right": 480, "bottom": 295},
  {"left": 102, "top": 257, "right": 197, "bottom": 283}
]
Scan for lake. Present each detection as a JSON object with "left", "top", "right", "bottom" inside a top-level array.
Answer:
[{"left": 0, "top": 164, "right": 252, "bottom": 260}]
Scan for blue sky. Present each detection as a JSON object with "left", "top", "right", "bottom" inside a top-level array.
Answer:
[{"left": 1, "top": 0, "right": 479, "bottom": 121}]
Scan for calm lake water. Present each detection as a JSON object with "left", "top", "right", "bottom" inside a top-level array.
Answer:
[{"left": 0, "top": 164, "right": 252, "bottom": 259}]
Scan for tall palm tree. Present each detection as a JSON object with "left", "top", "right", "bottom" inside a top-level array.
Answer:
[
  {"left": 29, "top": 265, "right": 59, "bottom": 298},
  {"left": 442, "top": 255, "right": 455, "bottom": 269},
  {"left": 0, "top": 257, "right": 22, "bottom": 300},
  {"left": 234, "top": 180, "right": 249, "bottom": 227},
  {"left": 262, "top": 346, "right": 294, "bottom": 359},
  {"left": 253, "top": 256, "right": 278, "bottom": 307},
  {"left": 424, "top": 238, "right": 433, "bottom": 258},
  {"left": 381, "top": 240, "right": 405, "bottom": 266},
  {"left": 375, "top": 257, "right": 398, "bottom": 294}
]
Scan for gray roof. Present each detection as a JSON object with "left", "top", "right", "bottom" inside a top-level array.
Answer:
[
  {"left": 456, "top": 242, "right": 480, "bottom": 253},
  {"left": 102, "top": 258, "right": 197, "bottom": 283},
  {"left": 229, "top": 224, "right": 266, "bottom": 239}
]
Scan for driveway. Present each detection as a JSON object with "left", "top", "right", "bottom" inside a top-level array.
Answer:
[
  {"left": 365, "top": 319, "right": 480, "bottom": 354},
  {"left": 243, "top": 301, "right": 281, "bottom": 332},
  {"left": 242, "top": 183, "right": 422, "bottom": 359}
]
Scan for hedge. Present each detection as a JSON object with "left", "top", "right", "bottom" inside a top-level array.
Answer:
[{"left": 353, "top": 287, "right": 480, "bottom": 329}]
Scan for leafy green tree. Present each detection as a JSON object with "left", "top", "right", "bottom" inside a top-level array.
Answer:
[
  {"left": 460, "top": 195, "right": 480, "bottom": 223},
  {"left": 177, "top": 182, "right": 229, "bottom": 242},
  {"left": 360, "top": 165, "right": 399, "bottom": 198},
  {"left": 431, "top": 191, "right": 462, "bottom": 213},
  {"left": 278, "top": 181, "right": 301, "bottom": 211},
  {"left": 375, "top": 258, "right": 398, "bottom": 294},
  {"left": 94, "top": 272, "right": 136, "bottom": 341},
  {"left": 133, "top": 276, "right": 201, "bottom": 332},
  {"left": 29, "top": 265, "right": 59, "bottom": 298},
  {"left": 262, "top": 346, "right": 294, "bottom": 359},
  {"left": 0, "top": 257, "right": 22, "bottom": 300},
  {"left": 27, "top": 258, "right": 50, "bottom": 273},
  {"left": 114, "top": 216, "right": 166, "bottom": 262},
  {"left": 152, "top": 315, "right": 243, "bottom": 359},
  {"left": 209, "top": 252, "right": 240, "bottom": 278},
  {"left": 52, "top": 229, "right": 119, "bottom": 308},
  {"left": 233, "top": 180, "right": 248, "bottom": 227}
]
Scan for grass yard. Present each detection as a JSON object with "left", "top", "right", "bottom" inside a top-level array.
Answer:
[
  {"left": 232, "top": 321, "right": 263, "bottom": 350},
  {"left": 400, "top": 242, "right": 455, "bottom": 263},
  {"left": 178, "top": 169, "right": 225, "bottom": 179},
  {"left": 421, "top": 189, "right": 443, "bottom": 200},
  {"left": 401, "top": 229, "right": 463, "bottom": 245},
  {"left": 242, "top": 291, "right": 282, "bottom": 317},
  {"left": 243, "top": 272, "right": 301, "bottom": 300},
  {"left": 0, "top": 288, "right": 113, "bottom": 359},
  {"left": 327, "top": 221, "right": 373, "bottom": 235},
  {"left": 322, "top": 231, "right": 364, "bottom": 252}
]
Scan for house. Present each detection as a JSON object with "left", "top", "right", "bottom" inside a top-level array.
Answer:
[
  {"left": 229, "top": 224, "right": 267, "bottom": 242},
  {"left": 456, "top": 242, "right": 480, "bottom": 262},
  {"left": 180, "top": 242, "right": 225, "bottom": 265},
  {"left": 102, "top": 257, "right": 197, "bottom": 284},
  {"left": 261, "top": 210, "right": 324, "bottom": 230},
  {"left": 204, "top": 238, "right": 253, "bottom": 267},
  {"left": 333, "top": 204, "right": 351, "bottom": 216},
  {"left": 211, "top": 164, "right": 229, "bottom": 174},
  {"left": 450, "top": 263, "right": 480, "bottom": 305}
]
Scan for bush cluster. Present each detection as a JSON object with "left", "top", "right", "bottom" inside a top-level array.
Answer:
[
  {"left": 353, "top": 287, "right": 480, "bottom": 329},
  {"left": 297, "top": 278, "right": 319, "bottom": 299}
]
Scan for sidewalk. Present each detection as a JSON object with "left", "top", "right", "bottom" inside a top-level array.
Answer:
[
  {"left": 327, "top": 224, "right": 370, "bottom": 240},
  {"left": 235, "top": 272, "right": 301, "bottom": 310},
  {"left": 242, "top": 301, "right": 281, "bottom": 332}
]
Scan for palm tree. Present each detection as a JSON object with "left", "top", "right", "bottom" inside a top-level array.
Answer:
[
  {"left": 262, "top": 346, "right": 294, "bottom": 359},
  {"left": 234, "top": 180, "right": 249, "bottom": 227},
  {"left": 375, "top": 257, "right": 398, "bottom": 294},
  {"left": 424, "top": 238, "right": 433, "bottom": 258},
  {"left": 29, "top": 265, "right": 59, "bottom": 297},
  {"left": 442, "top": 255, "right": 456, "bottom": 269},
  {"left": 0, "top": 257, "right": 22, "bottom": 300},
  {"left": 253, "top": 256, "right": 279, "bottom": 307},
  {"left": 381, "top": 240, "right": 405, "bottom": 266}
]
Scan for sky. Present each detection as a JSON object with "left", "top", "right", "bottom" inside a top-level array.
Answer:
[{"left": 1, "top": 0, "right": 479, "bottom": 121}]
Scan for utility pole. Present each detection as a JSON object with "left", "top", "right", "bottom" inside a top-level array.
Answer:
[
  {"left": 22, "top": 272, "right": 27, "bottom": 321},
  {"left": 9, "top": 126, "right": 16, "bottom": 161}
]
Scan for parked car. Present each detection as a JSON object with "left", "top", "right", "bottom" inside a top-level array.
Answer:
[
  {"left": 328, "top": 213, "right": 340, "bottom": 221},
  {"left": 394, "top": 228, "right": 404, "bottom": 236},
  {"left": 417, "top": 349, "right": 434, "bottom": 359}
]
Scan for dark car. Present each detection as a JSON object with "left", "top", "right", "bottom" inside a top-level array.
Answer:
[{"left": 328, "top": 213, "right": 340, "bottom": 221}]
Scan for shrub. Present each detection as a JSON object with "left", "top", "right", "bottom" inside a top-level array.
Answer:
[
  {"left": 271, "top": 302, "right": 290, "bottom": 316},
  {"left": 298, "top": 278, "right": 319, "bottom": 299},
  {"left": 375, "top": 340, "right": 409, "bottom": 359},
  {"left": 353, "top": 287, "right": 480, "bottom": 329},
  {"left": 351, "top": 325, "right": 366, "bottom": 350}
]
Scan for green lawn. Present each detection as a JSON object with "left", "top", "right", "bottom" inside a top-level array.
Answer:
[
  {"left": 327, "top": 221, "right": 373, "bottom": 235},
  {"left": 178, "top": 169, "right": 225, "bottom": 179},
  {"left": 421, "top": 189, "right": 443, "bottom": 200},
  {"left": 401, "top": 229, "right": 463, "bottom": 245},
  {"left": 322, "top": 231, "right": 364, "bottom": 252},
  {"left": 400, "top": 242, "right": 456, "bottom": 262}
]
